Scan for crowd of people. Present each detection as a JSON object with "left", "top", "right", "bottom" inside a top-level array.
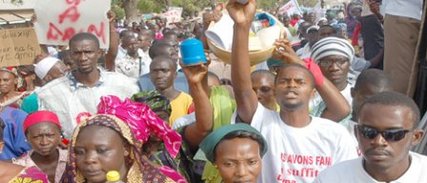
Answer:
[{"left": 0, "top": 0, "right": 425, "bottom": 182}]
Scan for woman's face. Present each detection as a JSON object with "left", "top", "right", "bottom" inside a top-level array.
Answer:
[
  {"left": 74, "top": 125, "right": 128, "bottom": 183},
  {"left": 26, "top": 122, "right": 61, "bottom": 157},
  {"left": 215, "top": 137, "right": 262, "bottom": 183},
  {"left": 0, "top": 71, "right": 16, "bottom": 94}
]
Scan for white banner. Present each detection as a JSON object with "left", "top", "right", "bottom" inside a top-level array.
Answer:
[
  {"left": 278, "top": 0, "right": 302, "bottom": 16},
  {"left": 34, "top": 0, "right": 111, "bottom": 49},
  {"left": 162, "top": 7, "right": 183, "bottom": 27}
]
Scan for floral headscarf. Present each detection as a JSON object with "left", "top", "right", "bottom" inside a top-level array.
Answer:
[
  {"left": 96, "top": 95, "right": 181, "bottom": 158},
  {"left": 61, "top": 114, "right": 176, "bottom": 183},
  {"left": 0, "top": 66, "right": 24, "bottom": 90},
  {"left": 132, "top": 90, "right": 172, "bottom": 116}
]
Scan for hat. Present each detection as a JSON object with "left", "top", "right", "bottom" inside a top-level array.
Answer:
[
  {"left": 199, "top": 123, "right": 268, "bottom": 163},
  {"left": 310, "top": 37, "right": 355, "bottom": 63},
  {"left": 23, "top": 111, "right": 61, "bottom": 132},
  {"left": 34, "top": 57, "right": 60, "bottom": 79}
]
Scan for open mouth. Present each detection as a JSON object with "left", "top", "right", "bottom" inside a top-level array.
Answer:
[{"left": 284, "top": 90, "right": 298, "bottom": 98}]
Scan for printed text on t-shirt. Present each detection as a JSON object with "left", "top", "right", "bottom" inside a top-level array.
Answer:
[{"left": 276, "top": 153, "right": 332, "bottom": 183}]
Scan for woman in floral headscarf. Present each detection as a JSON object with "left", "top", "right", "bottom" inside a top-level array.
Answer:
[
  {"left": 60, "top": 95, "right": 185, "bottom": 183},
  {"left": 0, "top": 67, "right": 29, "bottom": 108},
  {"left": 132, "top": 62, "right": 231, "bottom": 183}
]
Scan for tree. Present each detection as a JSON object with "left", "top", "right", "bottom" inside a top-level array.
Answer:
[
  {"left": 122, "top": 0, "right": 140, "bottom": 22},
  {"left": 113, "top": 0, "right": 321, "bottom": 22},
  {"left": 112, "top": 0, "right": 126, "bottom": 19}
]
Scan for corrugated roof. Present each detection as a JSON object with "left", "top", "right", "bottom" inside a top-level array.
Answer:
[{"left": 0, "top": 10, "right": 33, "bottom": 25}]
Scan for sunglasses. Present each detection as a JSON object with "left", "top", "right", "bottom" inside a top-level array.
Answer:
[{"left": 356, "top": 125, "right": 412, "bottom": 142}]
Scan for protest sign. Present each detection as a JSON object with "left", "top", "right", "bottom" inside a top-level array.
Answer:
[
  {"left": 278, "top": 0, "right": 302, "bottom": 16},
  {"left": 162, "top": 7, "right": 183, "bottom": 27},
  {"left": 34, "top": 0, "right": 111, "bottom": 49},
  {"left": 0, "top": 27, "right": 42, "bottom": 67}
]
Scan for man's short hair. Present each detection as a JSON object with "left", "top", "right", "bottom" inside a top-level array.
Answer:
[
  {"left": 163, "top": 31, "right": 177, "bottom": 40},
  {"left": 69, "top": 32, "right": 100, "bottom": 48},
  {"left": 275, "top": 64, "right": 315, "bottom": 88},
  {"left": 354, "top": 69, "right": 392, "bottom": 91},
  {"left": 119, "top": 30, "right": 135, "bottom": 39},
  {"left": 148, "top": 42, "right": 173, "bottom": 59},
  {"left": 319, "top": 25, "right": 337, "bottom": 33},
  {"left": 251, "top": 70, "right": 275, "bottom": 81},
  {"left": 359, "top": 91, "right": 421, "bottom": 127},
  {"left": 151, "top": 55, "right": 177, "bottom": 71}
]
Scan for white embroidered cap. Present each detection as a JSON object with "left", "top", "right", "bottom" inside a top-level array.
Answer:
[{"left": 34, "top": 57, "right": 59, "bottom": 79}]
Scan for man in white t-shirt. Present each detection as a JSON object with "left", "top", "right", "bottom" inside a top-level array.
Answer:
[
  {"left": 227, "top": 1, "right": 357, "bottom": 182},
  {"left": 315, "top": 91, "right": 427, "bottom": 182}
]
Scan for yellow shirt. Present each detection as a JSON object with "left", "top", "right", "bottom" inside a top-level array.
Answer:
[{"left": 169, "top": 92, "right": 193, "bottom": 126}]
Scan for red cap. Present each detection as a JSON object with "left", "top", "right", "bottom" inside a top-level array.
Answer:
[{"left": 23, "top": 111, "right": 61, "bottom": 132}]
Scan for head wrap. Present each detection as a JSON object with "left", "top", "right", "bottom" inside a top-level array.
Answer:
[
  {"left": 62, "top": 114, "right": 177, "bottom": 183},
  {"left": 34, "top": 57, "right": 60, "bottom": 79},
  {"left": 0, "top": 66, "right": 24, "bottom": 91},
  {"left": 77, "top": 95, "right": 181, "bottom": 158},
  {"left": 131, "top": 90, "right": 172, "bottom": 116},
  {"left": 200, "top": 123, "right": 268, "bottom": 163},
  {"left": 0, "top": 66, "right": 18, "bottom": 76},
  {"left": 23, "top": 110, "right": 61, "bottom": 132},
  {"left": 310, "top": 37, "right": 355, "bottom": 63},
  {"left": 306, "top": 25, "right": 319, "bottom": 34}
]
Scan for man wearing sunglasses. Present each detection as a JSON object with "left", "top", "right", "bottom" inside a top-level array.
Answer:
[{"left": 315, "top": 91, "right": 427, "bottom": 182}]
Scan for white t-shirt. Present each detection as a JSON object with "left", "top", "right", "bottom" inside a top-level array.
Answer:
[
  {"left": 342, "top": 118, "right": 361, "bottom": 156},
  {"left": 243, "top": 103, "right": 358, "bottom": 183},
  {"left": 315, "top": 152, "right": 427, "bottom": 183},
  {"left": 309, "top": 83, "right": 354, "bottom": 120},
  {"left": 384, "top": 0, "right": 423, "bottom": 21}
]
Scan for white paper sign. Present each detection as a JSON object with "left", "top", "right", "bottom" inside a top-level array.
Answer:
[
  {"left": 278, "top": 0, "right": 302, "bottom": 16},
  {"left": 162, "top": 7, "right": 183, "bottom": 27},
  {"left": 34, "top": 0, "right": 111, "bottom": 49}
]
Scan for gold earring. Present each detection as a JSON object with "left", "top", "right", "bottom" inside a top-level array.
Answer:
[{"left": 124, "top": 150, "right": 130, "bottom": 156}]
